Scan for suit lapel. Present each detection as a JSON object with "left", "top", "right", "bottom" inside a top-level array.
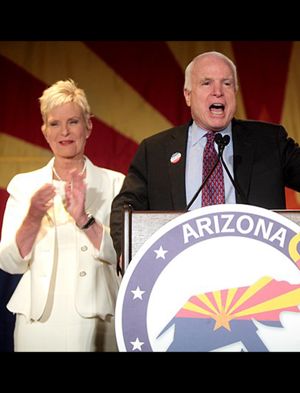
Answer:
[
  {"left": 84, "top": 157, "right": 99, "bottom": 212},
  {"left": 35, "top": 159, "right": 57, "bottom": 225},
  {"left": 166, "top": 124, "right": 190, "bottom": 210},
  {"left": 165, "top": 120, "right": 254, "bottom": 208},
  {"left": 232, "top": 119, "right": 254, "bottom": 203}
]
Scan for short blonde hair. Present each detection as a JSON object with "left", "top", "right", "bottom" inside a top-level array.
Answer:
[{"left": 39, "top": 79, "right": 91, "bottom": 133}]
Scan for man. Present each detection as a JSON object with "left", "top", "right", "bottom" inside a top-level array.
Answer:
[{"left": 110, "top": 51, "right": 300, "bottom": 265}]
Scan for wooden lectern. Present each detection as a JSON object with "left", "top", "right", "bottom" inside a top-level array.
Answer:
[{"left": 122, "top": 205, "right": 300, "bottom": 273}]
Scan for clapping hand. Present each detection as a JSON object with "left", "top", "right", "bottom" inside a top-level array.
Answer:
[
  {"left": 64, "top": 169, "right": 87, "bottom": 223},
  {"left": 28, "top": 183, "right": 56, "bottom": 222}
]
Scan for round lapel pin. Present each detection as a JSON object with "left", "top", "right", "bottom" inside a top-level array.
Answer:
[{"left": 170, "top": 152, "right": 182, "bottom": 164}]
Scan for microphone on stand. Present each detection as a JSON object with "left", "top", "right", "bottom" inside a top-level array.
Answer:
[
  {"left": 214, "top": 134, "right": 248, "bottom": 204},
  {"left": 186, "top": 133, "right": 223, "bottom": 211}
]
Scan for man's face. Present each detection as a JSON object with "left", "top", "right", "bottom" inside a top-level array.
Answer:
[{"left": 184, "top": 55, "right": 237, "bottom": 132}]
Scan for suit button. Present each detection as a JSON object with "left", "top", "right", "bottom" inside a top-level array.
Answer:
[
  {"left": 81, "top": 245, "right": 88, "bottom": 251},
  {"left": 79, "top": 271, "right": 87, "bottom": 277}
]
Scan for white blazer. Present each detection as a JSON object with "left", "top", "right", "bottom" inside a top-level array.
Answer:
[{"left": 0, "top": 157, "right": 125, "bottom": 321}]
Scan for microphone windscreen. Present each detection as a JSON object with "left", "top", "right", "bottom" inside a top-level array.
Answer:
[
  {"left": 223, "top": 135, "right": 230, "bottom": 146},
  {"left": 214, "top": 133, "right": 223, "bottom": 145}
]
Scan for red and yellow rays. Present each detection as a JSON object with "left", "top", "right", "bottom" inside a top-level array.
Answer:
[
  {"left": 1, "top": 40, "right": 300, "bottom": 231},
  {"left": 176, "top": 276, "right": 300, "bottom": 331}
]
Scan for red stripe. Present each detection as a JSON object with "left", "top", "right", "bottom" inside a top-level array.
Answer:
[
  {"left": 0, "top": 188, "right": 9, "bottom": 233},
  {"left": 86, "top": 119, "right": 138, "bottom": 173},
  {"left": 0, "top": 55, "right": 49, "bottom": 149},
  {"left": 84, "top": 41, "right": 191, "bottom": 125},
  {"left": 0, "top": 54, "right": 137, "bottom": 174},
  {"left": 232, "top": 42, "right": 299, "bottom": 209},
  {"left": 232, "top": 41, "right": 292, "bottom": 123}
]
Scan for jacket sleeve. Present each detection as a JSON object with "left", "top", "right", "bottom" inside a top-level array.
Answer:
[
  {"left": 90, "top": 170, "right": 126, "bottom": 265},
  {"left": 89, "top": 223, "right": 118, "bottom": 266},
  {"left": 0, "top": 176, "right": 31, "bottom": 274},
  {"left": 110, "top": 140, "right": 149, "bottom": 259}
]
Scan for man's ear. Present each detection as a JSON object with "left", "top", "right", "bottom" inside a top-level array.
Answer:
[{"left": 184, "top": 88, "right": 191, "bottom": 107}]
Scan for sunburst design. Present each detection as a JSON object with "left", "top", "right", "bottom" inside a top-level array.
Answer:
[{"left": 176, "top": 276, "right": 300, "bottom": 331}]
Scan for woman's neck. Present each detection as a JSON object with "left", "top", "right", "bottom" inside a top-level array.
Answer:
[{"left": 52, "top": 157, "right": 86, "bottom": 182}]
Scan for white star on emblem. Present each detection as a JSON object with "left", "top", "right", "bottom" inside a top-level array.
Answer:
[
  {"left": 131, "top": 286, "right": 145, "bottom": 300},
  {"left": 130, "top": 338, "right": 144, "bottom": 351},
  {"left": 154, "top": 245, "right": 168, "bottom": 259}
]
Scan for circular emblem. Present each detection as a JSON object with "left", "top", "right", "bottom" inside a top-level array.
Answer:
[
  {"left": 116, "top": 204, "right": 300, "bottom": 351},
  {"left": 170, "top": 152, "right": 181, "bottom": 164}
]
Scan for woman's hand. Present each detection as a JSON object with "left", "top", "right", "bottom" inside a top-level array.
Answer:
[
  {"left": 64, "top": 169, "right": 87, "bottom": 225},
  {"left": 28, "top": 183, "right": 56, "bottom": 222},
  {"left": 64, "top": 168, "right": 103, "bottom": 249},
  {"left": 16, "top": 183, "right": 56, "bottom": 258}
]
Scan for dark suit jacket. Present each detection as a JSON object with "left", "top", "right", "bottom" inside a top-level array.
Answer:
[{"left": 110, "top": 118, "right": 300, "bottom": 257}]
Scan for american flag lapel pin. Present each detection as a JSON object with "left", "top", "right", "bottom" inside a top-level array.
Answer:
[{"left": 170, "top": 152, "right": 182, "bottom": 164}]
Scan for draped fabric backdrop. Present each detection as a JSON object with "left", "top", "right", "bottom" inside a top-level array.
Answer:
[{"left": 1, "top": 41, "right": 300, "bottom": 351}]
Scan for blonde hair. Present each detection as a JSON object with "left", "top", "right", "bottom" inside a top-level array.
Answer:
[
  {"left": 184, "top": 51, "right": 238, "bottom": 92},
  {"left": 39, "top": 79, "right": 91, "bottom": 133}
]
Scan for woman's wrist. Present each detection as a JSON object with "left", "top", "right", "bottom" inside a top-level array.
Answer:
[{"left": 76, "top": 213, "right": 95, "bottom": 230}]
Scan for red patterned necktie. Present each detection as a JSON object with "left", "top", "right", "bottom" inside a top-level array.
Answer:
[{"left": 201, "top": 131, "right": 225, "bottom": 207}]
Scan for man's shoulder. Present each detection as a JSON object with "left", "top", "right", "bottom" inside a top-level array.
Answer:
[{"left": 233, "top": 118, "right": 283, "bottom": 131}]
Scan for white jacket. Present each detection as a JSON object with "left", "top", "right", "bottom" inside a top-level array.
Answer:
[{"left": 0, "top": 157, "right": 125, "bottom": 321}]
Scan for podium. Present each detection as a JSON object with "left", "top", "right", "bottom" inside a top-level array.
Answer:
[
  {"left": 116, "top": 205, "right": 300, "bottom": 351},
  {"left": 122, "top": 205, "right": 300, "bottom": 272}
]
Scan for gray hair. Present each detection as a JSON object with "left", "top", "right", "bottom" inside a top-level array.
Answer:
[{"left": 184, "top": 51, "right": 238, "bottom": 91}]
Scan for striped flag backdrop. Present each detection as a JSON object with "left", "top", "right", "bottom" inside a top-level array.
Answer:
[
  {"left": 1, "top": 40, "right": 300, "bottom": 350},
  {"left": 1, "top": 40, "right": 300, "bottom": 221}
]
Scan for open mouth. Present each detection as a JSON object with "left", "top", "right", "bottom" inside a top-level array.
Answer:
[{"left": 209, "top": 103, "right": 225, "bottom": 114}]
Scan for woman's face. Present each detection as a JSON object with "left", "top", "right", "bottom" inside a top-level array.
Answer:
[{"left": 44, "top": 102, "right": 92, "bottom": 160}]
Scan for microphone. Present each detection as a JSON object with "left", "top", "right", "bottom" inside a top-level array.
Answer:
[
  {"left": 186, "top": 133, "right": 223, "bottom": 211},
  {"left": 214, "top": 133, "right": 229, "bottom": 155},
  {"left": 214, "top": 134, "right": 248, "bottom": 204}
]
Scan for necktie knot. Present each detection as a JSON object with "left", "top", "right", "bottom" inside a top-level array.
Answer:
[{"left": 206, "top": 131, "right": 215, "bottom": 144}]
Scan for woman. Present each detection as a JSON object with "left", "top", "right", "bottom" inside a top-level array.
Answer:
[{"left": 0, "top": 79, "right": 125, "bottom": 351}]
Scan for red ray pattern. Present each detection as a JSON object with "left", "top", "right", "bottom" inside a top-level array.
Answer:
[
  {"left": 1, "top": 41, "right": 300, "bottom": 231},
  {"left": 0, "top": 54, "right": 138, "bottom": 174},
  {"left": 232, "top": 42, "right": 296, "bottom": 207},
  {"left": 0, "top": 54, "right": 48, "bottom": 148},
  {"left": 232, "top": 41, "right": 292, "bottom": 123},
  {"left": 0, "top": 189, "right": 8, "bottom": 230},
  {"left": 84, "top": 41, "right": 190, "bottom": 125},
  {"left": 177, "top": 277, "right": 300, "bottom": 324}
]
